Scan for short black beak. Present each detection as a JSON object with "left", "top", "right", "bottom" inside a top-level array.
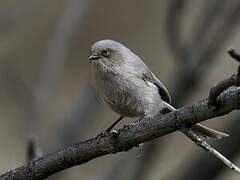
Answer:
[{"left": 89, "top": 55, "right": 100, "bottom": 61}]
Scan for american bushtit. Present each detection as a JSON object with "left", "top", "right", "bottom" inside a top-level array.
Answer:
[{"left": 89, "top": 39, "right": 228, "bottom": 138}]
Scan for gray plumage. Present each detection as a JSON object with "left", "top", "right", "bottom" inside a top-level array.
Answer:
[{"left": 89, "top": 39, "right": 228, "bottom": 139}]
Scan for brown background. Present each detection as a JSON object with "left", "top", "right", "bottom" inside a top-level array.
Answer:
[{"left": 0, "top": 0, "right": 240, "bottom": 179}]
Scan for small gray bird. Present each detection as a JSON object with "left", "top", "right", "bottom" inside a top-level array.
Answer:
[{"left": 89, "top": 39, "right": 228, "bottom": 139}]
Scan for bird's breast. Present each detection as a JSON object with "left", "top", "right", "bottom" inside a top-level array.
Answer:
[{"left": 91, "top": 64, "right": 162, "bottom": 117}]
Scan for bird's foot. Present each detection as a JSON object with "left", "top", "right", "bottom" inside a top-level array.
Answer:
[{"left": 98, "top": 129, "right": 119, "bottom": 137}]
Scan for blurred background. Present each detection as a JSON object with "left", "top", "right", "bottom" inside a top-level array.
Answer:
[{"left": 1, "top": 0, "right": 240, "bottom": 179}]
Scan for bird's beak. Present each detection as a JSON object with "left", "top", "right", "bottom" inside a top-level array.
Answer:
[{"left": 89, "top": 54, "right": 101, "bottom": 61}]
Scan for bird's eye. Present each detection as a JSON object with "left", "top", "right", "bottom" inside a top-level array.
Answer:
[{"left": 102, "top": 50, "right": 109, "bottom": 57}]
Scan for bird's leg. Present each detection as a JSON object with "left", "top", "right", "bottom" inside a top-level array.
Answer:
[
  {"left": 135, "top": 114, "right": 146, "bottom": 123},
  {"left": 135, "top": 115, "right": 146, "bottom": 156},
  {"left": 106, "top": 116, "right": 124, "bottom": 132}
]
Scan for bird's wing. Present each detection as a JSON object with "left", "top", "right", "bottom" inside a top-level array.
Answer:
[
  {"left": 128, "top": 54, "right": 171, "bottom": 103},
  {"left": 142, "top": 71, "right": 171, "bottom": 103}
]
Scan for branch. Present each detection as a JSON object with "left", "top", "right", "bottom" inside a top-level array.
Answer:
[
  {"left": 209, "top": 48, "right": 240, "bottom": 107},
  {"left": 208, "top": 74, "right": 238, "bottom": 107},
  {"left": 1, "top": 78, "right": 240, "bottom": 179}
]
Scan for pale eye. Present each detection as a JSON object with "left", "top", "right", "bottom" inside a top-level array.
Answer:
[{"left": 102, "top": 50, "right": 109, "bottom": 57}]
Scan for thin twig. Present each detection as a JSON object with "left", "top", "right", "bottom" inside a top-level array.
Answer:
[
  {"left": 228, "top": 48, "right": 240, "bottom": 62},
  {"left": 27, "top": 136, "right": 42, "bottom": 162},
  {"left": 179, "top": 126, "right": 240, "bottom": 174},
  {"left": 208, "top": 74, "right": 237, "bottom": 107},
  {"left": 209, "top": 48, "right": 240, "bottom": 107},
  {"left": 228, "top": 48, "right": 240, "bottom": 86}
]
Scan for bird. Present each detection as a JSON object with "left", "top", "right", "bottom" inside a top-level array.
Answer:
[{"left": 89, "top": 39, "right": 228, "bottom": 139}]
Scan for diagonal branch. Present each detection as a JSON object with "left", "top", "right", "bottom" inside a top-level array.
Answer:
[{"left": 1, "top": 79, "right": 240, "bottom": 179}]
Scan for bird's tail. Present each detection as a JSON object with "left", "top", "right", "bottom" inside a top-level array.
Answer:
[
  {"left": 191, "top": 123, "right": 228, "bottom": 139},
  {"left": 162, "top": 102, "right": 229, "bottom": 139}
]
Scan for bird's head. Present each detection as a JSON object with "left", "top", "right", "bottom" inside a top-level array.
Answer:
[{"left": 89, "top": 39, "right": 128, "bottom": 67}]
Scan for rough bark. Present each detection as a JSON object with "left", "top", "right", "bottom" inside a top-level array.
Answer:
[{"left": 0, "top": 83, "right": 240, "bottom": 180}]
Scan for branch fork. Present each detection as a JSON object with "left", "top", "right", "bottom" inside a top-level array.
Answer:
[{"left": 178, "top": 48, "right": 240, "bottom": 175}]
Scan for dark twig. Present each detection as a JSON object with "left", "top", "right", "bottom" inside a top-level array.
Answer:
[
  {"left": 27, "top": 138, "right": 37, "bottom": 162},
  {"left": 228, "top": 48, "right": 240, "bottom": 86},
  {"left": 209, "top": 49, "right": 240, "bottom": 107},
  {"left": 208, "top": 74, "right": 238, "bottom": 108},
  {"left": 228, "top": 48, "right": 240, "bottom": 62},
  {"left": 27, "top": 136, "right": 42, "bottom": 162},
  {"left": 106, "top": 116, "right": 124, "bottom": 132},
  {"left": 1, "top": 84, "right": 240, "bottom": 179}
]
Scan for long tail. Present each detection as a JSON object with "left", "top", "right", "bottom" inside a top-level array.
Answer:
[
  {"left": 191, "top": 123, "right": 228, "bottom": 139},
  {"left": 162, "top": 102, "right": 229, "bottom": 139}
]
